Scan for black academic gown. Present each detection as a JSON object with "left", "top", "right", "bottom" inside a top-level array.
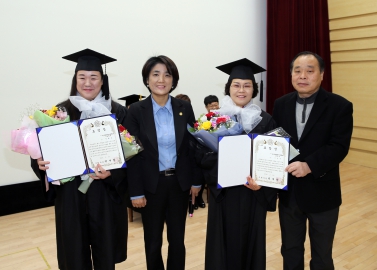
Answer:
[
  {"left": 199, "top": 110, "right": 278, "bottom": 270},
  {"left": 31, "top": 102, "right": 128, "bottom": 270}
]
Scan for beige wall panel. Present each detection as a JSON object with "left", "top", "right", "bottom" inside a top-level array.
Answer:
[
  {"left": 344, "top": 149, "right": 377, "bottom": 168},
  {"left": 330, "top": 37, "right": 377, "bottom": 51},
  {"left": 350, "top": 138, "right": 377, "bottom": 152},
  {"left": 329, "top": 0, "right": 377, "bottom": 168},
  {"left": 328, "top": 0, "right": 377, "bottom": 19},
  {"left": 330, "top": 25, "right": 377, "bottom": 40},
  {"left": 353, "top": 126, "right": 377, "bottom": 140},
  {"left": 331, "top": 49, "right": 377, "bottom": 62},
  {"left": 331, "top": 62, "right": 377, "bottom": 129},
  {"left": 330, "top": 13, "right": 377, "bottom": 30}
]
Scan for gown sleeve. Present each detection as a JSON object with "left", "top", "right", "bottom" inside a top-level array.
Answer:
[{"left": 30, "top": 158, "right": 57, "bottom": 202}]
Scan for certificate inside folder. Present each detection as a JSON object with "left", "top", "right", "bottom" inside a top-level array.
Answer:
[
  {"left": 37, "top": 114, "right": 126, "bottom": 182},
  {"left": 217, "top": 134, "right": 289, "bottom": 190}
]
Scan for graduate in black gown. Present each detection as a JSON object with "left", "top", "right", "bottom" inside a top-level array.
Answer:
[
  {"left": 31, "top": 49, "right": 128, "bottom": 270},
  {"left": 199, "top": 59, "right": 278, "bottom": 270}
]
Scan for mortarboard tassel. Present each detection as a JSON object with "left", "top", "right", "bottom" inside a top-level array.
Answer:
[
  {"left": 259, "top": 79, "right": 264, "bottom": 102},
  {"left": 102, "top": 64, "right": 110, "bottom": 100},
  {"left": 102, "top": 74, "right": 110, "bottom": 100}
]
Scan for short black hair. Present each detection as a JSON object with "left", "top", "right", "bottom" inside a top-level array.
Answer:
[
  {"left": 290, "top": 51, "right": 325, "bottom": 73},
  {"left": 224, "top": 79, "right": 259, "bottom": 99},
  {"left": 204, "top": 95, "right": 219, "bottom": 106},
  {"left": 141, "top": 55, "right": 179, "bottom": 93}
]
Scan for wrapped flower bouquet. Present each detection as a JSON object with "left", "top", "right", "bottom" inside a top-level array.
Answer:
[
  {"left": 187, "top": 111, "right": 243, "bottom": 152},
  {"left": 118, "top": 124, "right": 143, "bottom": 160},
  {"left": 11, "top": 105, "right": 70, "bottom": 159}
]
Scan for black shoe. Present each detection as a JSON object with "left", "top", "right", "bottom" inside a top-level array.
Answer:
[
  {"left": 194, "top": 204, "right": 199, "bottom": 210},
  {"left": 196, "top": 197, "right": 206, "bottom": 208}
]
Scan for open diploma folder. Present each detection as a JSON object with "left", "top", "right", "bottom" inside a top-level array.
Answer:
[
  {"left": 217, "top": 134, "right": 289, "bottom": 190},
  {"left": 37, "top": 114, "right": 126, "bottom": 182}
]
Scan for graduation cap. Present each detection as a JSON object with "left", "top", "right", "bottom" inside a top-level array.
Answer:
[
  {"left": 62, "top": 48, "right": 116, "bottom": 100},
  {"left": 216, "top": 58, "right": 265, "bottom": 82},
  {"left": 216, "top": 58, "right": 266, "bottom": 101},
  {"left": 119, "top": 94, "right": 145, "bottom": 107}
]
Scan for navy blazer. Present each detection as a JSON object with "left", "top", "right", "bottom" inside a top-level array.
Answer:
[
  {"left": 125, "top": 95, "right": 200, "bottom": 197},
  {"left": 273, "top": 87, "right": 353, "bottom": 213}
]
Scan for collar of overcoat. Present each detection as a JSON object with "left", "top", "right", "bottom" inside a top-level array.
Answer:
[{"left": 283, "top": 87, "right": 328, "bottom": 146}]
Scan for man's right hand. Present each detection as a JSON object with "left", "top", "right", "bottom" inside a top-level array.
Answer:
[
  {"left": 132, "top": 197, "right": 147, "bottom": 208},
  {"left": 286, "top": 161, "right": 311, "bottom": 178}
]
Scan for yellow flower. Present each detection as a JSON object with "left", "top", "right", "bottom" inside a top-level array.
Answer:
[
  {"left": 125, "top": 137, "right": 132, "bottom": 143},
  {"left": 47, "top": 110, "right": 55, "bottom": 117},
  {"left": 46, "top": 106, "right": 59, "bottom": 117},
  {"left": 201, "top": 121, "right": 212, "bottom": 130}
]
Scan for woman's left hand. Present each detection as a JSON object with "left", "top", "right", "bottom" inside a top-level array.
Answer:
[
  {"left": 90, "top": 163, "right": 111, "bottom": 180},
  {"left": 244, "top": 175, "right": 261, "bottom": 191}
]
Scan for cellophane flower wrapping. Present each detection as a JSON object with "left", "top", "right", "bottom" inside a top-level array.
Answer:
[
  {"left": 11, "top": 106, "right": 70, "bottom": 159},
  {"left": 118, "top": 124, "right": 143, "bottom": 160},
  {"left": 11, "top": 116, "right": 40, "bottom": 159},
  {"left": 33, "top": 109, "right": 70, "bottom": 127},
  {"left": 187, "top": 111, "right": 244, "bottom": 152}
]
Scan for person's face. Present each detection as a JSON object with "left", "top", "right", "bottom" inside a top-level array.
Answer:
[
  {"left": 205, "top": 102, "right": 219, "bottom": 112},
  {"left": 147, "top": 63, "right": 173, "bottom": 98},
  {"left": 229, "top": 79, "right": 253, "bottom": 107},
  {"left": 76, "top": 70, "right": 103, "bottom": 101},
  {"left": 291, "top": 55, "right": 324, "bottom": 98}
]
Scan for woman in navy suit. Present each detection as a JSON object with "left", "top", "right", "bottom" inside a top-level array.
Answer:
[{"left": 125, "top": 55, "right": 201, "bottom": 270}]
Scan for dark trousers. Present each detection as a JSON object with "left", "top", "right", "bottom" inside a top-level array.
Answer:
[
  {"left": 141, "top": 174, "right": 189, "bottom": 270},
  {"left": 279, "top": 192, "right": 339, "bottom": 270}
]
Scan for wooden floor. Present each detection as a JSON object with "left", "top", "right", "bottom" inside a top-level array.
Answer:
[{"left": 1, "top": 162, "right": 377, "bottom": 269}]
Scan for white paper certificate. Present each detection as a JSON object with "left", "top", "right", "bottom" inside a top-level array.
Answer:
[
  {"left": 79, "top": 115, "right": 125, "bottom": 171},
  {"left": 252, "top": 134, "right": 289, "bottom": 190}
]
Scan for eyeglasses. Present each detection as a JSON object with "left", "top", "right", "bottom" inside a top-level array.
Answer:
[{"left": 230, "top": 84, "right": 253, "bottom": 90}]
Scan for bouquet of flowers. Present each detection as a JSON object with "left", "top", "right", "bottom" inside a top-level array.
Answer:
[
  {"left": 187, "top": 111, "right": 243, "bottom": 152},
  {"left": 118, "top": 124, "right": 143, "bottom": 160},
  {"left": 11, "top": 105, "right": 70, "bottom": 159}
]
